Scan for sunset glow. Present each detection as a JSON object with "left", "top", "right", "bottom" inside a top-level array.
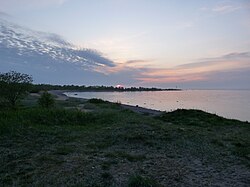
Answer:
[
  {"left": 0, "top": 0, "right": 250, "bottom": 89},
  {"left": 115, "top": 84, "right": 123, "bottom": 88}
]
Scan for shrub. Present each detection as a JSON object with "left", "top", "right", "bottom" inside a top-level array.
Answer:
[
  {"left": 88, "top": 98, "right": 106, "bottom": 104},
  {"left": 38, "top": 91, "right": 55, "bottom": 108}
]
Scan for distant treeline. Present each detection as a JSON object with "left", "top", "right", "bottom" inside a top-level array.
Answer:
[{"left": 31, "top": 84, "right": 181, "bottom": 93}]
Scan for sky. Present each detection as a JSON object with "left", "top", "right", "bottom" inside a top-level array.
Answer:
[{"left": 1, "top": 0, "right": 250, "bottom": 89}]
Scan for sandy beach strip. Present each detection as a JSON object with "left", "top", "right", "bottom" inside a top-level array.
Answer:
[{"left": 49, "top": 90, "right": 163, "bottom": 116}]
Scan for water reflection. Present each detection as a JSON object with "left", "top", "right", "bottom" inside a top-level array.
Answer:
[{"left": 65, "top": 90, "right": 250, "bottom": 122}]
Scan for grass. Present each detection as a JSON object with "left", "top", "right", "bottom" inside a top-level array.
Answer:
[
  {"left": 0, "top": 108, "right": 96, "bottom": 130},
  {"left": 105, "top": 151, "right": 146, "bottom": 162},
  {"left": 128, "top": 175, "right": 161, "bottom": 187},
  {"left": 0, "top": 95, "right": 249, "bottom": 186}
]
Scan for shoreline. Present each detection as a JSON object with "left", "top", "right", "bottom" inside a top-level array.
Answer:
[
  {"left": 49, "top": 90, "right": 249, "bottom": 122},
  {"left": 49, "top": 90, "right": 163, "bottom": 116}
]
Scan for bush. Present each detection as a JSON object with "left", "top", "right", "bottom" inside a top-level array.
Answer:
[
  {"left": 38, "top": 91, "right": 55, "bottom": 108},
  {"left": 88, "top": 98, "right": 106, "bottom": 104}
]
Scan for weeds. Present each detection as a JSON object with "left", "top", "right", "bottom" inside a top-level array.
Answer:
[{"left": 0, "top": 95, "right": 249, "bottom": 186}]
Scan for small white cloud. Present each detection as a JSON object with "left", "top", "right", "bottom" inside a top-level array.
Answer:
[
  {"left": 210, "top": 0, "right": 247, "bottom": 14},
  {"left": 212, "top": 5, "right": 241, "bottom": 13}
]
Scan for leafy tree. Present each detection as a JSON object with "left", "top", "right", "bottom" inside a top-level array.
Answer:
[
  {"left": 0, "top": 71, "right": 33, "bottom": 108},
  {"left": 38, "top": 91, "right": 55, "bottom": 108}
]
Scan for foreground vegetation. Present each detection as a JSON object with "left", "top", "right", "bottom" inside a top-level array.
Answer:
[{"left": 0, "top": 95, "right": 249, "bottom": 186}]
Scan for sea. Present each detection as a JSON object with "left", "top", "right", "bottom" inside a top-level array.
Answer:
[{"left": 65, "top": 90, "right": 250, "bottom": 122}]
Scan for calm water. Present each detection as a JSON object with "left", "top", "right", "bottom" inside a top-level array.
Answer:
[{"left": 65, "top": 90, "right": 250, "bottom": 122}]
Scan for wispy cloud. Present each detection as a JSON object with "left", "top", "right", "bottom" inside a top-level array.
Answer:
[
  {"left": 201, "top": 1, "right": 247, "bottom": 14},
  {"left": 125, "top": 59, "right": 154, "bottom": 67},
  {"left": 0, "top": 0, "right": 69, "bottom": 11},
  {"left": 222, "top": 52, "right": 250, "bottom": 59},
  {"left": 212, "top": 5, "right": 241, "bottom": 13},
  {"left": 92, "top": 50, "right": 250, "bottom": 84},
  {"left": 0, "top": 0, "right": 69, "bottom": 5},
  {"left": 178, "top": 52, "right": 250, "bottom": 69},
  {"left": 211, "top": 1, "right": 244, "bottom": 14},
  {"left": 0, "top": 18, "right": 115, "bottom": 73},
  {"left": 91, "top": 51, "right": 250, "bottom": 88},
  {"left": 128, "top": 52, "right": 250, "bottom": 86},
  {"left": 126, "top": 60, "right": 148, "bottom": 64},
  {"left": 0, "top": 11, "right": 11, "bottom": 18}
]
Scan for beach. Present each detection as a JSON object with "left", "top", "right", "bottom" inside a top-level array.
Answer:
[{"left": 49, "top": 90, "right": 163, "bottom": 116}]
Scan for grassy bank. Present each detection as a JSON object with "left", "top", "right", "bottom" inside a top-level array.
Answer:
[{"left": 0, "top": 95, "right": 249, "bottom": 186}]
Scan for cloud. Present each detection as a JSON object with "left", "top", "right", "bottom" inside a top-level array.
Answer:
[
  {"left": 201, "top": 1, "right": 248, "bottom": 15},
  {"left": 92, "top": 51, "right": 250, "bottom": 88},
  {"left": 131, "top": 52, "right": 250, "bottom": 89},
  {"left": 125, "top": 59, "right": 154, "bottom": 67},
  {"left": 126, "top": 60, "right": 148, "bottom": 64},
  {"left": 212, "top": 5, "right": 241, "bottom": 13},
  {"left": 0, "top": 18, "right": 116, "bottom": 74},
  {"left": 0, "top": 0, "right": 69, "bottom": 11},
  {"left": 1, "top": 18, "right": 249, "bottom": 89},
  {"left": 221, "top": 52, "right": 250, "bottom": 59},
  {"left": 38, "top": 32, "right": 72, "bottom": 46},
  {"left": 75, "top": 49, "right": 115, "bottom": 67},
  {"left": 178, "top": 52, "right": 250, "bottom": 69},
  {"left": 0, "top": 11, "right": 11, "bottom": 18},
  {"left": 209, "top": 1, "right": 249, "bottom": 14}
]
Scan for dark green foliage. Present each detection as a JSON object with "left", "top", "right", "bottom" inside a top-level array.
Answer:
[
  {"left": 128, "top": 175, "right": 161, "bottom": 187},
  {"left": 0, "top": 71, "right": 33, "bottom": 108},
  {"left": 38, "top": 91, "right": 55, "bottom": 108},
  {"left": 88, "top": 98, "right": 107, "bottom": 104},
  {"left": 0, "top": 108, "right": 96, "bottom": 128},
  {"left": 157, "top": 109, "right": 241, "bottom": 126},
  {"left": 101, "top": 172, "right": 113, "bottom": 179}
]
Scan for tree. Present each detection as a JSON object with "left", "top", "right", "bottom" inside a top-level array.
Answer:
[
  {"left": 0, "top": 71, "right": 33, "bottom": 108},
  {"left": 38, "top": 91, "right": 55, "bottom": 108}
]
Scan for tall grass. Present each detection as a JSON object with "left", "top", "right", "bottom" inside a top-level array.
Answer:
[{"left": 0, "top": 108, "right": 97, "bottom": 135}]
